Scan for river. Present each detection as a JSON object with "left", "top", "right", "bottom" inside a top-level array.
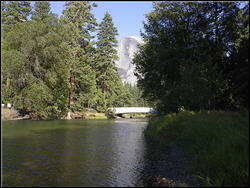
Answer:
[{"left": 2, "top": 118, "right": 148, "bottom": 187}]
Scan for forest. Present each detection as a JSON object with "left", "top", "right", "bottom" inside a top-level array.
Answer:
[
  {"left": 132, "top": 2, "right": 249, "bottom": 114},
  {"left": 2, "top": 1, "right": 249, "bottom": 186},
  {"left": 1, "top": 1, "right": 249, "bottom": 120},
  {"left": 133, "top": 2, "right": 249, "bottom": 186},
  {"left": 1, "top": 1, "right": 148, "bottom": 120}
]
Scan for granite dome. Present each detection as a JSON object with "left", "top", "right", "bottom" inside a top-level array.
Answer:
[{"left": 115, "top": 36, "right": 143, "bottom": 86}]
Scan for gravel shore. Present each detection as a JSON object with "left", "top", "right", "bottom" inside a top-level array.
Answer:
[{"left": 141, "top": 142, "right": 202, "bottom": 187}]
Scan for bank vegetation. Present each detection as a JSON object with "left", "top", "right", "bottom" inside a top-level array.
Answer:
[
  {"left": 132, "top": 2, "right": 249, "bottom": 186},
  {"left": 145, "top": 110, "right": 249, "bottom": 186},
  {"left": 1, "top": 1, "right": 149, "bottom": 120}
]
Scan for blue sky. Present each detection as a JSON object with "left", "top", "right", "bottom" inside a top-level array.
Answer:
[
  {"left": 46, "top": 1, "right": 153, "bottom": 40},
  {"left": 32, "top": 1, "right": 248, "bottom": 41}
]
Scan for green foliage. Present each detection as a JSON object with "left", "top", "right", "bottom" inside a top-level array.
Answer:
[
  {"left": 132, "top": 2, "right": 249, "bottom": 113},
  {"left": 1, "top": 1, "right": 149, "bottom": 119},
  {"left": 138, "top": 3, "right": 249, "bottom": 185},
  {"left": 31, "top": 1, "right": 52, "bottom": 21},
  {"left": 1, "top": 1, "right": 32, "bottom": 31},
  {"left": 62, "top": 1, "right": 98, "bottom": 112},
  {"left": 2, "top": 4, "right": 70, "bottom": 119},
  {"left": 14, "top": 81, "right": 54, "bottom": 120},
  {"left": 1, "top": 49, "right": 27, "bottom": 103},
  {"left": 226, "top": 4, "right": 249, "bottom": 109},
  {"left": 94, "top": 12, "right": 125, "bottom": 111},
  {"left": 145, "top": 111, "right": 249, "bottom": 186},
  {"left": 123, "top": 83, "right": 150, "bottom": 107},
  {"left": 72, "top": 65, "right": 98, "bottom": 112}
]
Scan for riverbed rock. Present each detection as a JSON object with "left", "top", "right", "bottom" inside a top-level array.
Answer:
[
  {"left": 142, "top": 142, "right": 202, "bottom": 187},
  {"left": 66, "top": 111, "right": 72, "bottom": 120}
]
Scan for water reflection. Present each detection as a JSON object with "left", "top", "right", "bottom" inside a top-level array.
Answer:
[
  {"left": 110, "top": 119, "right": 146, "bottom": 186},
  {"left": 2, "top": 119, "right": 147, "bottom": 187}
]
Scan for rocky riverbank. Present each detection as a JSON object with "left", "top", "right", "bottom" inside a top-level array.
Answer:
[
  {"left": 1, "top": 108, "right": 30, "bottom": 121},
  {"left": 1, "top": 108, "right": 109, "bottom": 121},
  {"left": 2, "top": 108, "right": 151, "bottom": 121},
  {"left": 66, "top": 111, "right": 108, "bottom": 120},
  {"left": 140, "top": 142, "right": 202, "bottom": 187}
]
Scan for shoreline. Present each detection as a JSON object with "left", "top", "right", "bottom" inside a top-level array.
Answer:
[
  {"left": 143, "top": 110, "right": 249, "bottom": 186},
  {"left": 1, "top": 108, "right": 151, "bottom": 121},
  {"left": 140, "top": 142, "right": 202, "bottom": 187}
]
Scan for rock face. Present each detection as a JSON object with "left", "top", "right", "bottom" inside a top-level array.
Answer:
[{"left": 115, "top": 36, "right": 143, "bottom": 86}]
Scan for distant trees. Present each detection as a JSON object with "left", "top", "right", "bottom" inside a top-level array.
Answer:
[
  {"left": 124, "top": 83, "right": 150, "bottom": 107},
  {"left": 133, "top": 2, "right": 249, "bottom": 113},
  {"left": 1, "top": 1, "right": 148, "bottom": 119}
]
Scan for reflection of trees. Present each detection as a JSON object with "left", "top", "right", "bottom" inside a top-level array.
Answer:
[
  {"left": 2, "top": 121, "right": 69, "bottom": 186},
  {"left": 3, "top": 120, "right": 147, "bottom": 186},
  {"left": 59, "top": 120, "right": 116, "bottom": 186}
]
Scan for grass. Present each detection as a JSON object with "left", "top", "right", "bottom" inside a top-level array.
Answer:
[{"left": 144, "top": 110, "right": 249, "bottom": 186}]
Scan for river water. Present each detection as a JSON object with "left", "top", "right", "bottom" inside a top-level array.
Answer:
[{"left": 2, "top": 119, "right": 148, "bottom": 187}]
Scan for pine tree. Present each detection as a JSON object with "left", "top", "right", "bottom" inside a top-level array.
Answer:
[
  {"left": 31, "top": 1, "right": 52, "bottom": 21},
  {"left": 1, "top": 1, "right": 32, "bottom": 31},
  {"left": 62, "top": 1, "right": 98, "bottom": 113},
  {"left": 95, "top": 12, "right": 120, "bottom": 110}
]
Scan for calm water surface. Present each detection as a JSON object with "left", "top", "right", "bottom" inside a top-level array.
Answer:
[{"left": 2, "top": 119, "right": 148, "bottom": 187}]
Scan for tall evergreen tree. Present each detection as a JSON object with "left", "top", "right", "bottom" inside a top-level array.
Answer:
[
  {"left": 31, "top": 1, "right": 51, "bottom": 21},
  {"left": 95, "top": 12, "right": 120, "bottom": 110},
  {"left": 62, "top": 1, "right": 98, "bottom": 113},
  {"left": 1, "top": 1, "right": 163, "bottom": 119},
  {"left": 1, "top": 1, "right": 32, "bottom": 31}
]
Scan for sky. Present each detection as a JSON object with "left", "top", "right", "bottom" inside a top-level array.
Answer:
[
  {"left": 33, "top": 1, "right": 248, "bottom": 41},
  {"left": 46, "top": 1, "right": 153, "bottom": 41}
]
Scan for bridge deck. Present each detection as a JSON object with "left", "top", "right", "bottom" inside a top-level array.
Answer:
[{"left": 107, "top": 107, "right": 155, "bottom": 114}]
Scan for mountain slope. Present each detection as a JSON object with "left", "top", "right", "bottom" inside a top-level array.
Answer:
[{"left": 115, "top": 36, "right": 143, "bottom": 86}]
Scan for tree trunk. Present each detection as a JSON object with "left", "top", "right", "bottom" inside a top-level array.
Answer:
[
  {"left": 88, "top": 100, "right": 90, "bottom": 113},
  {"left": 103, "top": 71, "right": 107, "bottom": 109},
  {"left": 69, "top": 52, "right": 76, "bottom": 109},
  {"left": 104, "top": 87, "right": 107, "bottom": 109},
  {"left": 67, "top": 111, "right": 71, "bottom": 120},
  {"left": 6, "top": 77, "right": 10, "bottom": 89},
  {"left": 69, "top": 70, "right": 75, "bottom": 108}
]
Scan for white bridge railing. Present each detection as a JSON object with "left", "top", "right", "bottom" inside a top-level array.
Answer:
[{"left": 107, "top": 107, "right": 155, "bottom": 114}]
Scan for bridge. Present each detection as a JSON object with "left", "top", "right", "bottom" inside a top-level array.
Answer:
[{"left": 107, "top": 107, "right": 156, "bottom": 115}]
